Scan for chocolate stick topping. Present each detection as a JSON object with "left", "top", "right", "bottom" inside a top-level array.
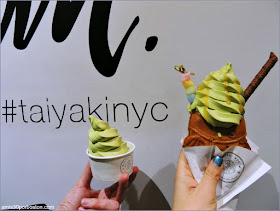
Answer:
[{"left": 244, "top": 52, "right": 278, "bottom": 102}]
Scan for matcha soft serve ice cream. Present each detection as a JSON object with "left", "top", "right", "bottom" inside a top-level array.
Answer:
[
  {"left": 189, "top": 62, "right": 245, "bottom": 128},
  {"left": 88, "top": 116, "right": 130, "bottom": 157}
]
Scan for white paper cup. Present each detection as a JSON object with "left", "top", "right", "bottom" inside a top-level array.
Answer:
[{"left": 86, "top": 141, "right": 135, "bottom": 181}]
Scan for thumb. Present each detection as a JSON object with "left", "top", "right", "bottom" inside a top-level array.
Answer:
[
  {"left": 76, "top": 161, "right": 92, "bottom": 188},
  {"left": 199, "top": 156, "right": 223, "bottom": 195}
]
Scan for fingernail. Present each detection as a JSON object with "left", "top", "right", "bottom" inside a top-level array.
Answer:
[
  {"left": 213, "top": 156, "right": 223, "bottom": 167},
  {"left": 123, "top": 173, "right": 129, "bottom": 180},
  {"left": 81, "top": 199, "right": 89, "bottom": 206}
]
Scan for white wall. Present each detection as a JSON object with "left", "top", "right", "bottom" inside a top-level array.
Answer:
[{"left": 1, "top": 1, "right": 279, "bottom": 210}]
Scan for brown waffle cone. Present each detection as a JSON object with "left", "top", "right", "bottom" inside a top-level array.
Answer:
[{"left": 183, "top": 112, "right": 251, "bottom": 151}]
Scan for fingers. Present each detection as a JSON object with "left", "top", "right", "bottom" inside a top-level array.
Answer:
[
  {"left": 108, "top": 166, "right": 139, "bottom": 192},
  {"left": 115, "top": 173, "right": 129, "bottom": 202},
  {"left": 176, "top": 149, "right": 194, "bottom": 179},
  {"left": 129, "top": 166, "right": 139, "bottom": 185},
  {"left": 76, "top": 161, "right": 93, "bottom": 188},
  {"left": 106, "top": 166, "right": 138, "bottom": 202},
  {"left": 114, "top": 165, "right": 139, "bottom": 202},
  {"left": 199, "top": 156, "right": 224, "bottom": 195},
  {"left": 80, "top": 198, "right": 120, "bottom": 210}
]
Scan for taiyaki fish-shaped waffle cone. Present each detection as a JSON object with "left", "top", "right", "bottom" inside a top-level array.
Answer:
[
  {"left": 183, "top": 111, "right": 250, "bottom": 151},
  {"left": 176, "top": 52, "right": 278, "bottom": 151}
]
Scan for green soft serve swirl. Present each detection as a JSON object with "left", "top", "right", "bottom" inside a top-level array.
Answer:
[
  {"left": 88, "top": 116, "right": 129, "bottom": 157},
  {"left": 189, "top": 63, "right": 245, "bottom": 128}
]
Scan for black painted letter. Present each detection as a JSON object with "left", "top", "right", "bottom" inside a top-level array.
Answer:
[
  {"left": 89, "top": 1, "right": 139, "bottom": 77},
  {"left": 1, "top": 1, "right": 49, "bottom": 49},
  {"left": 52, "top": 1, "right": 85, "bottom": 42}
]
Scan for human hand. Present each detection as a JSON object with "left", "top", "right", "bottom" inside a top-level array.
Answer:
[
  {"left": 57, "top": 161, "right": 138, "bottom": 210},
  {"left": 173, "top": 149, "right": 224, "bottom": 210}
]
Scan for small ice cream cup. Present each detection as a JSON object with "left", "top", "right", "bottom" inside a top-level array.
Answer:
[{"left": 86, "top": 141, "right": 135, "bottom": 181}]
